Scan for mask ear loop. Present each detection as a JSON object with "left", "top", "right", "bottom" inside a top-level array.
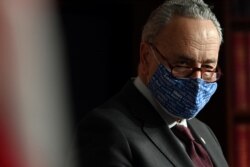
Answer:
[
  {"left": 149, "top": 46, "right": 161, "bottom": 65},
  {"left": 146, "top": 46, "right": 161, "bottom": 85}
]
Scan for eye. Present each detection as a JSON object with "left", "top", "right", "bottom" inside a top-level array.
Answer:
[
  {"left": 175, "top": 61, "right": 191, "bottom": 67},
  {"left": 202, "top": 64, "right": 216, "bottom": 71}
]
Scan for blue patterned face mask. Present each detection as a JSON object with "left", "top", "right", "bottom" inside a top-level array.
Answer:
[{"left": 147, "top": 64, "right": 217, "bottom": 119}]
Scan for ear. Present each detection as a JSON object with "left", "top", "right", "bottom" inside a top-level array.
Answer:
[{"left": 139, "top": 42, "right": 150, "bottom": 75}]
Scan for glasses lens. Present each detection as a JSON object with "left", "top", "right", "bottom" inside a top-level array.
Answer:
[
  {"left": 202, "top": 72, "right": 218, "bottom": 82},
  {"left": 172, "top": 67, "right": 193, "bottom": 78},
  {"left": 172, "top": 67, "right": 220, "bottom": 82}
]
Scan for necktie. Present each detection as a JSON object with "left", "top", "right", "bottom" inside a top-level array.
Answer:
[{"left": 172, "top": 125, "right": 213, "bottom": 167}]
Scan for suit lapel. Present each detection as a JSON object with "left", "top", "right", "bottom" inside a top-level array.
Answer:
[
  {"left": 188, "top": 119, "right": 228, "bottom": 167},
  {"left": 143, "top": 123, "right": 194, "bottom": 167}
]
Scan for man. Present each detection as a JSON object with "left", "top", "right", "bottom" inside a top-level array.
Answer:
[{"left": 77, "top": 0, "right": 228, "bottom": 166}]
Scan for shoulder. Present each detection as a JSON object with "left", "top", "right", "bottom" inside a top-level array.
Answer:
[
  {"left": 77, "top": 95, "right": 144, "bottom": 145},
  {"left": 75, "top": 98, "right": 140, "bottom": 166},
  {"left": 82, "top": 97, "right": 140, "bottom": 130}
]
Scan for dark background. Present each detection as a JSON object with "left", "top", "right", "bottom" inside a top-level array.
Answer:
[{"left": 57, "top": 0, "right": 228, "bottom": 159}]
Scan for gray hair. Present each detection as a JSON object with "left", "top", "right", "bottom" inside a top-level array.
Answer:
[{"left": 142, "top": 0, "right": 223, "bottom": 44}]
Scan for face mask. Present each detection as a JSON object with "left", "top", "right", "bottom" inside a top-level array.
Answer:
[{"left": 147, "top": 64, "right": 217, "bottom": 119}]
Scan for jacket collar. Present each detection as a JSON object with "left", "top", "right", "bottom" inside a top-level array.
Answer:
[{"left": 115, "top": 79, "right": 164, "bottom": 125}]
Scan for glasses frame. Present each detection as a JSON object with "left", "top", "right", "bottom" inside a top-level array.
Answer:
[{"left": 149, "top": 43, "right": 222, "bottom": 83}]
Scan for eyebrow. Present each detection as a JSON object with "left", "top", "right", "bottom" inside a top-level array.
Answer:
[{"left": 175, "top": 54, "right": 217, "bottom": 64}]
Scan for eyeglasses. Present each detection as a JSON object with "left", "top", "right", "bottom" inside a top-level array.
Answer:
[{"left": 149, "top": 43, "right": 222, "bottom": 83}]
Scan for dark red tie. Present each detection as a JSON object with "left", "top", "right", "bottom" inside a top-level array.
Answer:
[{"left": 172, "top": 125, "right": 213, "bottom": 167}]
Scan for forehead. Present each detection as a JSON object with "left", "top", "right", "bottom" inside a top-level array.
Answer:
[{"left": 154, "top": 16, "right": 220, "bottom": 63}]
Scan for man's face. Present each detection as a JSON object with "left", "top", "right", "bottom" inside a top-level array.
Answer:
[{"left": 139, "top": 16, "right": 221, "bottom": 84}]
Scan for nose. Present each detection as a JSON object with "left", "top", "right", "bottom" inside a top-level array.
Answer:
[{"left": 190, "top": 69, "right": 202, "bottom": 79}]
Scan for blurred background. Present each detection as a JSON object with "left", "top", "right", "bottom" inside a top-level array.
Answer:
[{"left": 0, "top": 0, "right": 249, "bottom": 167}]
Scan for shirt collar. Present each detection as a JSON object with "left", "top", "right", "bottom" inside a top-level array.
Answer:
[{"left": 133, "top": 76, "right": 187, "bottom": 128}]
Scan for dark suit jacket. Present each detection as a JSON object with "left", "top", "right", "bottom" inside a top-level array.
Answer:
[{"left": 77, "top": 80, "right": 228, "bottom": 167}]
